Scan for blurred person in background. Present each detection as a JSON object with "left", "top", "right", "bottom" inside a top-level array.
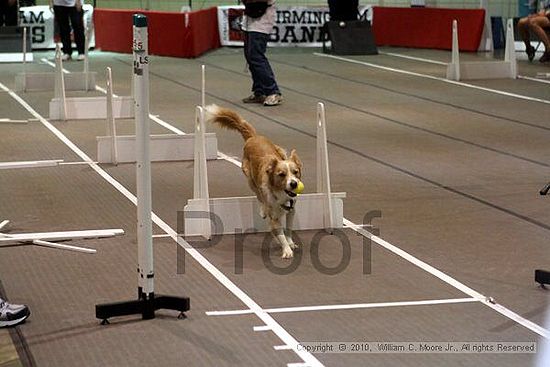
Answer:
[
  {"left": 0, "top": 0, "right": 17, "bottom": 26},
  {"left": 241, "top": 0, "right": 282, "bottom": 106},
  {"left": 49, "top": 0, "right": 86, "bottom": 61},
  {"left": 518, "top": 0, "right": 550, "bottom": 63}
]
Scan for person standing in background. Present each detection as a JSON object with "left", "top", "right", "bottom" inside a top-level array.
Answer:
[
  {"left": 0, "top": 0, "right": 18, "bottom": 26},
  {"left": 49, "top": 0, "right": 86, "bottom": 61},
  {"left": 518, "top": 0, "right": 550, "bottom": 63},
  {"left": 241, "top": 0, "right": 282, "bottom": 107},
  {"left": 328, "top": 0, "right": 358, "bottom": 21}
]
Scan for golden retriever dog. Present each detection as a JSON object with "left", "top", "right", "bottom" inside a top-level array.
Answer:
[{"left": 205, "top": 104, "right": 303, "bottom": 259}]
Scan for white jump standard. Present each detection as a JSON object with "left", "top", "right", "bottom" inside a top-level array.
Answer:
[
  {"left": 95, "top": 15, "right": 190, "bottom": 323},
  {"left": 447, "top": 18, "right": 516, "bottom": 81}
]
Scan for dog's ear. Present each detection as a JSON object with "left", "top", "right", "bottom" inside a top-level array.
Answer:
[{"left": 289, "top": 149, "right": 302, "bottom": 170}]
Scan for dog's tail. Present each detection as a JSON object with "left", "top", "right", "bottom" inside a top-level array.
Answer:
[{"left": 205, "top": 104, "right": 257, "bottom": 141}]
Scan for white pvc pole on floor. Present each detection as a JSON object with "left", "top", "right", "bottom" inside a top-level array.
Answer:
[{"left": 133, "top": 14, "right": 154, "bottom": 298}]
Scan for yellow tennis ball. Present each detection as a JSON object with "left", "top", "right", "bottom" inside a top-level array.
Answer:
[{"left": 294, "top": 181, "right": 304, "bottom": 194}]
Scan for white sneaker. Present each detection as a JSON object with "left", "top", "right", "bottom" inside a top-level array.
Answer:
[
  {"left": 76, "top": 54, "right": 86, "bottom": 61},
  {"left": 263, "top": 94, "right": 283, "bottom": 106},
  {"left": 0, "top": 298, "right": 30, "bottom": 328},
  {"left": 61, "top": 53, "right": 71, "bottom": 61}
]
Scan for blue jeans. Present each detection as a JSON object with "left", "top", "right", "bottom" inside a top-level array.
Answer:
[{"left": 244, "top": 31, "right": 280, "bottom": 96}]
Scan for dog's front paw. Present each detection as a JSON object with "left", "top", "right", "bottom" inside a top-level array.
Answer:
[
  {"left": 281, "top": 246, "right": 294, "bottom": 259},
  {"left": 288, "top": 240, "right": 298, "bottom": 250}
]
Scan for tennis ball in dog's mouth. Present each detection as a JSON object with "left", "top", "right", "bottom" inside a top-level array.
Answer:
[{"left": 294, "top": 181, "right": 304, "bottom": 195}]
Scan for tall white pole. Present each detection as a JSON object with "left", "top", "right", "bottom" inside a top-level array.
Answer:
[
  {"left": 133, "top": 14, "right": 154, "bottom": 306},
  {"left": 95, "top": 13, "right": 189, "bottom": 324}
]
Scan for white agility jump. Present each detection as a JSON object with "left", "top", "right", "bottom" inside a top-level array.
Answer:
[
  {"left": 15, "top": 27, "right": 95, "bottom": 92},
  {"left": 183, "top": 102, "right": 346, "bottom": 238},
  {"left": 49, "top": 57, "right": 133, "bottom": 120},
  {"left": 96, "top": 65, "right": 218, "bottom": 164},
  {"left": 447, "top": 18, "right": 516, "bottom": 81},
  {"left": 49, "top": 34, "right": 132, "bottom": 121}
]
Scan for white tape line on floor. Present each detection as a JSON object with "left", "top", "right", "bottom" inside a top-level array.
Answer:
[{"left": 206, "top": 298, "right": 480, "bottom": 317}]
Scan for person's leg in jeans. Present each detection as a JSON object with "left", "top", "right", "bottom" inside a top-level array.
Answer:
[
  {"left": 68, "top": 5, "right": 85, "bottom": 55},
  {"left": 246, "top": 31, "right": 281, "bottom": 105},
  {"left": 243, "top": 31, "right": 264, "bottom": 102},
  {"left": 54, "top": 5, "right": 72, "bottom": 57}
]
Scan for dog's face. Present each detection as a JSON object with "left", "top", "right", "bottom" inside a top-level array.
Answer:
[{"left": 267, "top": 149, "right": 303, "bottom": 198}]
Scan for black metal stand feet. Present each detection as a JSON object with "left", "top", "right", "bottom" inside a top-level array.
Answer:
[
  {"left": 96, "top": 289, "right": 190, "bottom": 324},
  {"left": 535, "top": 269, "right": 550, "bottom": 289}
]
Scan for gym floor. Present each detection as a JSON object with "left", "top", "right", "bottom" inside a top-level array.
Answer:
[{"left": 1, "top": 45, "right": 550, "bottom": 367}]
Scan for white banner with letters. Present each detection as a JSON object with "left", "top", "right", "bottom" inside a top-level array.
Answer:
[
  {"left": 217, "top": 5, "right": 371, "bottom": 47},
  {"left": 19, "top": 5, "right": 95, "bottom": 50}
]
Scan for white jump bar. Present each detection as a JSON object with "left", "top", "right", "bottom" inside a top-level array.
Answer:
[
  {"left": 0, "top": 159, "right": 64, "bottom": 170},
  {"left": 0, "top": 229, "right": 125, "bottom": 243},
  {"left": 49, "top": 96, "right": 134, "bottom": 120},
  {"left": 0, "top": 53, "right": 34, "bottom": 63},
  {"left": 96, "top": 133, "right": 219, "bottom": 163},
  {"left": 32, "top": 239, "right": 97, "bottom": 254}
]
